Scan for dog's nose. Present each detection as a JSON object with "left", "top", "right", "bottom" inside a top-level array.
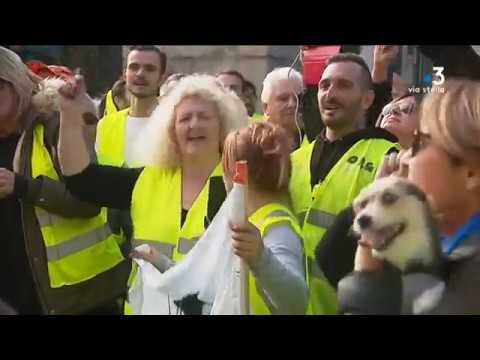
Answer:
[{"left": 357, "top": 215, "right": 372, "bottom": 229}]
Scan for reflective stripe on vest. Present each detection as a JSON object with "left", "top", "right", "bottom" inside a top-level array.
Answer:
[
  {"left": 36, "top": 208, "right": 55, "bottom": 227},
  {"left": 131, "top": 164, "right": 223, "bottom": 263},
  {"left": 96, "top": 108, "right": 129, "bottom": 167},
  {"left": 132, "top": 239, "right": 176, "bottom": 260},
  {"left": 31, "top": 124, "right": 124, "bottom": 288},
  {"left": 249, "top": 203, "right": 305, "bottom": 315},
  {"left": 46, "top": 223, "right": 111, "bottom": 262},
  {"left": 306, "top": 209, "right": 336, "bottom": 229},
  {"left": 127, "top": 164, "right": 225, "bottom": 314},
  {"left": 177, "top": 237, "right": 199, "bottom": 255}
]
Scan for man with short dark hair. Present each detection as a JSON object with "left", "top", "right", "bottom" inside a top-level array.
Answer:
[
  {"left": 96, "top": 45, "right": 166, "bottom": 166},
  {"left": 216, "top": 69, "right": 244, "bottom": 97},
  {"left": 289, "top": 53, "right": 399, "bottom": 315}
]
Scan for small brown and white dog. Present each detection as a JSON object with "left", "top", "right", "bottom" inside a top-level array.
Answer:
[
  {"left": 353, "top": 176, "right": 443, "bottom": 273},
  {"left": 353, "top": 177, "right": 448, "bottom": 313}
]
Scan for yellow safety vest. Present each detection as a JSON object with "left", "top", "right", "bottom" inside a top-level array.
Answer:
[
  {"left": 31, "top": 124, "right": 124, "bottom": 288},
  {"left": 250, "top": 113, "right": 265, "bottom": 123},
  {"left": 126, "top": 163, "right": 225, "bottom": 314},
  {"left": 104, "top": 90, "right": 119, "bottom": 117},
  {"left": 290, "top": 138, "right": 399, "bottom": 315},
  {"left": 248, "top": 203, "right": 305, "bottom": 315},
  {"left": 95, "top": 108, "right": 132, "bottom": 252},
  {"left": 96, "top": 108, "right": 130, "bottom": 167},
  {"left": 299, "top": 134, "right": 310, "bottom": 149}
]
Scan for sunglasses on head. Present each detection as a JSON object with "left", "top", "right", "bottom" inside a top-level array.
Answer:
[{"left": 382, "top": 102, "right": 416, "bottom": 117}]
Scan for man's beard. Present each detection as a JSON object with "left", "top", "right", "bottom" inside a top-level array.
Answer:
[
  {"left": 129, "top": 90, "right": 157, "bottom": 99},
  {"left": 321, "top": 102, "right": 363, "bottom": 131}
]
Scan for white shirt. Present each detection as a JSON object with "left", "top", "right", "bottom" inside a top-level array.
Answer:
[{"left": 124, "top": 115, "right": 150, "bottom": 167}]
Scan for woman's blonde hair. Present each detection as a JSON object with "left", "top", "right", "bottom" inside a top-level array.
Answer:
[
  {"left": 135, "top": 74, "right": 249, "bottom": 168},
  {"left": 420, "top": 79, "right": 480, "bottom": 165}
]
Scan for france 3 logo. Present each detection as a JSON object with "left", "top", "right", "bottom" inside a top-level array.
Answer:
[{"left": 409, "top": 66, "right": 446, "bottom": 94}]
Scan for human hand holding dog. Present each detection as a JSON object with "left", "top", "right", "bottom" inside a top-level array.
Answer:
[
  {"left": 376, "top": 149, "right": 411, "bottom": 179},
  {"left": 230, "top": 221, "right": 264, "bottom": 267},
  {"left": 355, "top": 236, "right": 384, "bottom": 272}
]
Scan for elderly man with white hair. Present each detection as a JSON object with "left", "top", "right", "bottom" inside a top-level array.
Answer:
[{"left": 261, "top": 67, "right": 305, "bottom": 151}]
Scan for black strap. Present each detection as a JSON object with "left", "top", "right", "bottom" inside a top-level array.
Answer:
[{"left": 205, "top": 176, "right": 227, "bottom": 228}]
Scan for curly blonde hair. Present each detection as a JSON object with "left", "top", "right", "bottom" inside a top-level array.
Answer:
[{"left": 134, "top": 74, "right": 249, "bottom": 168}]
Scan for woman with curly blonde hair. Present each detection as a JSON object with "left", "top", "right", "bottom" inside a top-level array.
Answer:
[{"left": 57, "top": 74, "right": 249, "bottom": 314}]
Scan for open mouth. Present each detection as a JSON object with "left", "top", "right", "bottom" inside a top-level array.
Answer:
[
  {"left": 370, "top": 222, "right": 406, "bottom": 251},
  {"left": 187, "top": 136, "right": 207, "bottom": 142}
]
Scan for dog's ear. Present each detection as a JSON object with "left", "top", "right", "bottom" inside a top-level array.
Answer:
[{"left": 401, "top": 181, "right": 427, "bottom": 203}]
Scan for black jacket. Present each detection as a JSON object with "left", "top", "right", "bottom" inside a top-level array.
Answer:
[
  {"left": 0, "top": 132, "right": 42, "bottom": 314},
  {"left": 315, "top": 206, "right": 357, "bottom": 289},
  {"left": 337, "top": 232, "right": 480, "bottom": 315}
]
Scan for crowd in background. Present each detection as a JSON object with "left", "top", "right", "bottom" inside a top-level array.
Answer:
[{"left": 2, "top": 45, "right": 480, "bottom": 315}]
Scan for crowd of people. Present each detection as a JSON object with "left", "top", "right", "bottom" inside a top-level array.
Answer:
[{"left": 1, "top": 44, "right": 480, "bottom": 315}]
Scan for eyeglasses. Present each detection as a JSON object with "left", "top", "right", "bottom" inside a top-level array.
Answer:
[
  {"left": 411, "top": 129, "right": 431, "bottom": 157},
  {"left": 381, "top": 102, "right": 416, "bottom": 117}
]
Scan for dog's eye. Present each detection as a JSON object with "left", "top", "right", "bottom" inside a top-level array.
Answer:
[
  {"left": 382, "top": 192, "right": 398, "bottom": 205},
  {"left": 359, "top": 199, "right": 369, "bottom": 209}
]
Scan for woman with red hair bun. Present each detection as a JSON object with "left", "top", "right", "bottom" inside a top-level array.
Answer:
[{"left": 222, "top": 122, "right": 308, "bottom": 315}]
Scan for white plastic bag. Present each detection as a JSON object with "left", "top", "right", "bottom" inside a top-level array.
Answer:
[{"left": 129, "top": 185, "right": 248, "bottom": 315}]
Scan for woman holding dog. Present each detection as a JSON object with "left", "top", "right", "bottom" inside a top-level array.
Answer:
[{"left": 338, "top": 79, "right": 480, "bottom": 314}]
